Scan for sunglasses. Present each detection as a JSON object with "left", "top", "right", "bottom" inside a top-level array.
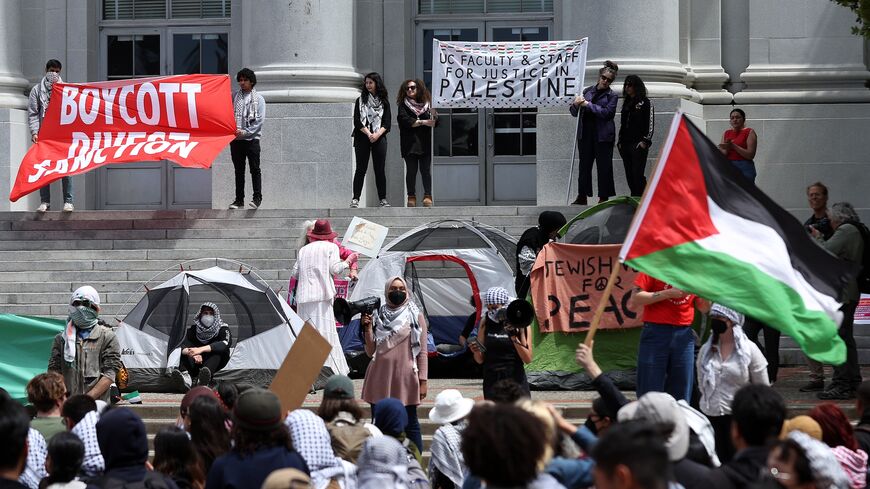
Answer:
[
  {"left": 406, "top": 85, "right": 418, "bottom": 91},
  {"left": 71, "top": 299, "right": 97, "bottom": 309}
]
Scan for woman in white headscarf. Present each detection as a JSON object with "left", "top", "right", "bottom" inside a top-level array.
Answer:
[
  {"left": 360, "top": 276, "right": 428, "bottom": 454},
  {"left": 285, "top": 409, "right": 357, "bottom": 489},
  {"left": 697, "top": 303, "right": 769, "bottom": 463},
  {"left": 357, "top": 437, "right": 414, "bottom": 489},
  {"left": 170, "top": 302, "right": 232, "bottom": 391}
]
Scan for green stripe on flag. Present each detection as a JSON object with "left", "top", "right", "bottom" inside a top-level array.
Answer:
[{"left": 626, "top": 241, "right": 846, "bottom": 365}]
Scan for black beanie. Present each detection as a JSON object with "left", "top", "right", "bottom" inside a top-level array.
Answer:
[
  {"left": 96, "top": 408, "right": 148, "bottom": 469},
  {"left": 538, "top": 211, "right": 567, "bottom": 235}
]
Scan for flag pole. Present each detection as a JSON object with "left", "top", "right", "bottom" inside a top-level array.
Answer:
[
  {"left": 565, "top": 109, "right": 581, "bottom": 204},
  {"left": 583, "top": 262, "right": 621, "bottom": 347}
]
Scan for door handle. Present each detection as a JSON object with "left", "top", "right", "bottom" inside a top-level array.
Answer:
[{"left": 487, "top": 112, "right": 494, "bottom": 148}]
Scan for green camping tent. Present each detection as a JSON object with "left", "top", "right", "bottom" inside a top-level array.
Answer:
[
  {"left": 0, "top": 314, "right": 64, "bottom": 402},
  {"left": 527, "top": 197, "right": 642, "bottom": 386}
]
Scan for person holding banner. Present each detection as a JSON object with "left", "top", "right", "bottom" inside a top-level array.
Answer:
[
  {"left": 569, "top": 60, "right": 619, "bottom": 206},
  {"left": 617, "top": 75, "right": 654, "bottom": 197},
  {"left": 28, "top": 59, "right": 72, "bottom": 213},
  {"left": 229, "top": 68, "right": 266, "bottom": 210},
  {"left": 351, "top": 73, "right": 392, "bottom": 208},
  {"left": 469, "top": 287, "right": 532, "bottom": 400},
  {"left": 396, "top": 79, "right": 438, "bottom": 208}
]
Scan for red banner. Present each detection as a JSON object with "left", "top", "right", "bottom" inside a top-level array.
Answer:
[
  {"left": 11, "top": 74, "right": 236, "bottom": 201},
  {"left": 530, "top": 242, "right": 641, "bottom": 333}
]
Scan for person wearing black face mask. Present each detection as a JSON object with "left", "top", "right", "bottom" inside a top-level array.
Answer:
[
  {"left": 169, "top": 302, "right": 233, "bottom": 392},
  {"left": 360, "top": 276, "right": 428, "bottom": 453},
  {"left": 697, "top": 304, "right": 769, "bottom": 463}
]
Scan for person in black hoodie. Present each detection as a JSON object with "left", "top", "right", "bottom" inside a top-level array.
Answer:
[
  {"left": 0, "top": 388, "right": 30, "bottom": 489},
  {"left": 707, "top": 384, "right": 786, "bottom": 489},
  {"left": 169, "top": 302, "right": 233, "bottom": 392},
  {"left": 515, "top": 211, "right": 567, "bottom": 298},
  {"left": 617, "top": 75, "right": 654, "bottom": 197},
  {"left": 90, "top": 408, "right": 178, "bottom": 489},
  {"left": 396, "top": 79, "right": 438, "bottom": 208}
]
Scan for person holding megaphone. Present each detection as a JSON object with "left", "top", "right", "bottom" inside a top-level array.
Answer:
[
  {"left": 360, "top": 276, "right": 429, "bottom": 453},
  {"left": 470, "top": 287, "right": 533, "bottom": 400}
]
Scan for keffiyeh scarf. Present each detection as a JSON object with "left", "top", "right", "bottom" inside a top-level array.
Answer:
[
  {"left": 428, "top": 422, "right": 467, "bottom": 487},
  {"left": 285, "top": 410, "right": 353, "bottom": 489},
  {"left": 698, "top": 304, "right": 752, "bottom": 397},
  {"left": 233, "top": 89, "right": 259, "bottom": 131},
  {"left": 19, "top": 428, "right": 47, "bottom": 489},
  {"left": 359, "top": 95, "right": 383, "bottom": 133},
  {"left": 71, "top": 410, "right": 105, "bottom": 477},
  {"left": 404, "top": 97, "right": 429, "bottom": 117},
  {"left": 374, "top": 277, "right": 422, "bottom": 369},
  {"left": 37, "top": 72, "right": 62, "bottom": 117},
  {"left": 194, "top": 302, "right": 224, "bottom": 343},
  {"left": 357, "top": 437, "right": 411, "bottom": 489}
]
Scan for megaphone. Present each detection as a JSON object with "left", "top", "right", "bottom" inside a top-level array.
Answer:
[
  {"left": 333, "top": 296, "right": 381, "bottom": 325},
  {"left": 505, "top": 299, "right": 534, "bottom": 329}
]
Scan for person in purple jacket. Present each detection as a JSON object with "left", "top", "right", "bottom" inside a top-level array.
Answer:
[{"left": 569, "top": 60, "right": 619, "bottom": 205}]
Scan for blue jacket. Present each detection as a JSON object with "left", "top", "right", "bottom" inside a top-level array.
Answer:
[{"left": 569, "top": 85, "right": 618, "bottom": 143}]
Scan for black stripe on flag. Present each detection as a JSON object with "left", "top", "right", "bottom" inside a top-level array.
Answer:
[{"left": 681, "top": 115, "right": 856, "bottom": 301}]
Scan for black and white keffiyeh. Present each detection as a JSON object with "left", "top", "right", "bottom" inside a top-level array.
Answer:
[
  {"left": 71, "top": 410, "right": 105, "bottom": 477},
  {"left": 428, "top": 422, "right": 467, "bottom": 488},
  {"left": 359, "top": 95, "right": 383, "bottom": 133},
  {"left": 19, "top": 428, "right": 47, "bottom": 489},
  {"left": 37, "top": 72, "right": 62, "bottom": 118},
  {"left": 357, "top": 436, "right": 411, "bottom": 489},
  {"left": 285, "top": 409, "right": 353, "bottom": 489},
  {"left": 233, "top": 89, "right": 259, "bottom": 132},
  {"left": 194, "top": 302, "right": 224, "bottom": 343},
  {"left": 374, "top": 277, "right": 422, "bottom": 368}
]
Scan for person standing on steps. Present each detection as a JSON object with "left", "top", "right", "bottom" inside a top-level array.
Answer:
[
  {"left": 350, "top": 72, "right": 391, "bottom": 208},
  {"left": 396, "top": 79, "right": 438, "bottom": 208},
  {"left": 229, "top": 68, "right": 266, "bottom": 210},
  {"left": 29, "top": 59, "right": 73, "bottom": 213},
  {"left": 617, "top": 74, "right": 654, "bottom": 197},
  {"left": 569, "top": 60, "right": 618, "bottom": 206}
]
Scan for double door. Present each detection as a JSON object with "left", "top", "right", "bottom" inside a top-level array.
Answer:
[
  {"left": 97, "top": 27, "right": 228, "bottom": 209},
  {"left": 418, "top": 22, "right": 551, "bottom": 205}
]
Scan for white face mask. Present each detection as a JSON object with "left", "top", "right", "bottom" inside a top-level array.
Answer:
[{"left": 199, "top": 315, "right": 215, "bottom": 327}]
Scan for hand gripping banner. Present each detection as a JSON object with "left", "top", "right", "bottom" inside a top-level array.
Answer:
[
  {"left": 11, "top": 74, "right": 236, "bottom": 201},
  {"left": 432, "top": 38, "right": 587, "bottom": 109}
]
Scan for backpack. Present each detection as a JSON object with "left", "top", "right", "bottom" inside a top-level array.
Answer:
[
  {"left": 845, "top": 221, "right": 870, "bottom": 294},
  {"left": 326, "top": 418, "right": 371, "bottom": 464}
]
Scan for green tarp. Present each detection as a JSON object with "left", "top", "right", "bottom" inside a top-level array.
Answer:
[{"left": 0, "top": 314, "right": 64, "bottom": 402}]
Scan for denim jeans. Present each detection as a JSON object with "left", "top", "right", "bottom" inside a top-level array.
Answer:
[
  {"left": 730, "top": 159, "right": 756, "bottom": 183},
  {"left": 39, "top": 176, "right": 73, "bottom": 204},
  {"left": 636, "top": 322, "right": 696, "bottom": 402}
]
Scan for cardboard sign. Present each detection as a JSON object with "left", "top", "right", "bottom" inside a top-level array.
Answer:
[
  {"left": 432, "top": 38, "right": 587, "bottom": 108},
  {"left": 530, "top": 242, "right": 641, "bottom": 333},
  {"left": 269, "top": 322, "right": 332, "bottom": 414},
  {"left": 341, "top": 217, "right": 388, "bottom": 258},
  {"left": 11, "top": 74, "right": 235, "bottom": 201}
]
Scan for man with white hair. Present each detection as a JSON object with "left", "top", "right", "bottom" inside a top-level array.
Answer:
[
  {"left": 28, "top": 59, "right": 73, "bottom": 213},
  {"left": 48, "top": 286, "right": 121, "bottom": 403},
  {"left": 811, "top": 201, "right": 866, "bottom": 400}
]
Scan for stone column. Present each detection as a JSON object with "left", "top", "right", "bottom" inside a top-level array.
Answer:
[
  {"left": 736, "top": 0, "right": 870, "bottom": 103},
  {"left": 684, "top": 0, "right": 731, "bottom": 103},
  {"left": 240, "top": 0, "right": 360, "bottom": 102},
  {"left": 0, "top": 0, "right": 29, "bottom": 109},
  {"left": 560, "top": 0, "right": 692, "bottom": 99}
]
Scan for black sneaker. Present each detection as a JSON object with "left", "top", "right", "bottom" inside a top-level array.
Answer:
[
  {"left": 170, "top": 369, "right": 191, "bottom": 393},
  {"left": 798, "top": 380, "right": 825, "bottom": 392},
  {"left": 817, "top": 386, "right": 855, "bottom": 400},
  {"left": 249, "top": 200, "right": 261, "bottom": 209},
  {"left": 197, "top": 366, "right": 212, "bottom": 387},
  {"left": 229, "top": 201, "right": 244, "bottom": 209}
]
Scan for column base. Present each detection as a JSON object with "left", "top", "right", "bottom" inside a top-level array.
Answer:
[
  {"left": 736, "top": 64, "right": 870, "bottom": 103},
  {"left": 0, "top": 74, "right": 30, "bottom": 110},
  {"left": 253, "top": 67, "right": 362, "bottom": 103}
]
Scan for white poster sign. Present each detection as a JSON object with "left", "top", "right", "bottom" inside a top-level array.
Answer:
[
  {"left": 432, "top": 38, "right": 588, "bottom": 108},
  {"left": 341, "top": 217, "right": 389, "bottom": 258}
]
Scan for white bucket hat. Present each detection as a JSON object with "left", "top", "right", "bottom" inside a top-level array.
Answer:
[{"left": 428, "top": 389, "right": 474, "bottom": 425}]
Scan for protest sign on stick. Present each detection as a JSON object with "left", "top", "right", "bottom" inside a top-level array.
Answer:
[
  {"left": 432, "top": 38, "right": 587, "bottom": 109},
  {"left": 11, "top": 74, "right": 236, "bottom": 201}
]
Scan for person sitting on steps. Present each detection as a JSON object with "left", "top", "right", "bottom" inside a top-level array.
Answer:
[{"left": 170, "top": 302, "right": 232, "bottom": 392}]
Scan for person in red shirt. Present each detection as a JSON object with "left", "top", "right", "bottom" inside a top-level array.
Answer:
[{"left": 628, "top": 272, "right": 710, "bottom": 401}]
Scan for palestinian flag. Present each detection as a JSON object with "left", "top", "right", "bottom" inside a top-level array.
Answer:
[{"left": 619, "top": 112, "right": 856, "bottom": 364}]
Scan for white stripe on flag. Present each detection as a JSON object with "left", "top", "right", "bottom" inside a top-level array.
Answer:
[{"left": 698, "top": 196, "right": 843, "bottom": 324}]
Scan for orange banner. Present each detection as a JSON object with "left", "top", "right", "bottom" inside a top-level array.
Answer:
[
  {"left": 11, "top": 74, "right": 236, "bottom": 201},
  {"left": 530, "top": 242, "right": 641, "bottom": 333}
]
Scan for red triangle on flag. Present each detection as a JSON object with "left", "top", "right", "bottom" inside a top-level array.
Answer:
[{"left": 622, "top": 114, "right": 719, "bottom": 261}]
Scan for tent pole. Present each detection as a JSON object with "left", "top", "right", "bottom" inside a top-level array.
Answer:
[{"left": 582, "top": 264, "right": 621, "bottom": 347}]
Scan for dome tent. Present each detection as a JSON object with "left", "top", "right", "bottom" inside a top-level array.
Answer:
[
  {"left": 342, "top": 220, "right": 516, "bottom": 376},
  {"left": 115, "top": 262, "right": 304, "bottom": 391},
  {"left": 527, "top": 197, "right": 643, "bottom": 390}
]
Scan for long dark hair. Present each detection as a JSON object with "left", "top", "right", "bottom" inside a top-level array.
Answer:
[
  {"left": 396, "top": 79, "right": 431, "bottom": 106},
  {"left": 44, "top": 432, "right": 83, "bottom": 486},
  {"left": 154, "top": 426, "right": 205, "bottom": 489},
  {"left": 317, "top": 397, "right": 364, "bottom": 422},
  {"left": 232, "top": 423, "right": 294, "bottom": 455},
  {"left": 622, "top": 75, "right": 647, "bottom": 103},
  {"left": 360, "top": 72, "right": 388, "bottom": 103},
  {"left": 188, "top": 396, "right": 231, "bottom": 473}
]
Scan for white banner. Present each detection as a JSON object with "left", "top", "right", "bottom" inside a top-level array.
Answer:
[{"left": 432, "top": 38, "right": 587, "bottom": 109}]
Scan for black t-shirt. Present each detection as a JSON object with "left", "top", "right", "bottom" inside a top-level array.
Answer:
[
  {"left": 805, "top": 214, "right": 833, "bottom": 240},
  {"left": 0, "top": 479, "right": 30, "bottom": 489},
  {"left": 483, "top": 317, "right": 522, "bottom": 371},
  {"left": 461, "top": 312, "right": 477, "bottom": 339}
]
